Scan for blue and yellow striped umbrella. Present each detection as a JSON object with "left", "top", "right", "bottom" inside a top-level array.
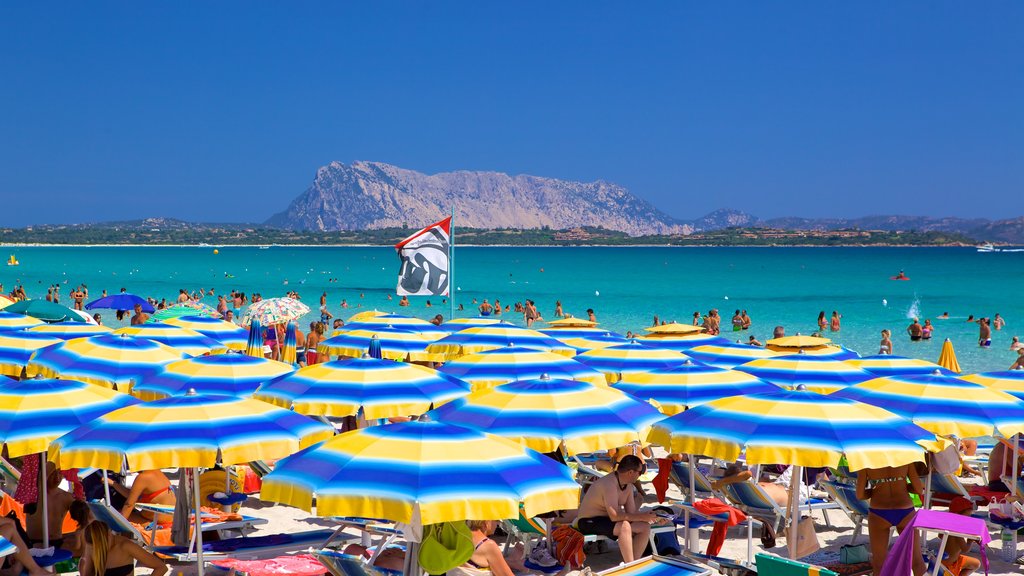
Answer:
[
  {"left": 261, "top": 421, "right": 581, "bottom": 524},
  {"left": 637, "top": 333, "right": 734, "bottom": 351},
  {"left": 613, "top": 360, "right": 781, "bottom": 415},
  {"left": 50, "top": 392, "right": 333, "bottom": 471},
  {"left": 0, "top": 378, "right": 139, "bottom": 457},
  {"left": 962, "top": 369, "right": 1024, "bottom": 402},
  {"left": 439, "top": 318, "right": 513, "bottom": 332},
  {"left": 427, "top": 376, "right": 662, "bottom": 455},
  {"left": 787, "top": 345, "right": 860, "bottom": 360},
  {"left": 113, "top": 323, "right": 228, "bottom": 356},
  {"left": 540, "top": 327, "right": 626, "bottom": 341},
  {"left": 245, "top": 319, "right": 264, "bottom": 358},
  {"left": 0, "top": 537, "right": 15, "bottom": 560},
  {"left": 540, "top": 329, "right": 629, "bottom": 353},
  {"left": 350, "top": 314, "right": 448, "bottom": 339},
  {"left": 254, "top": 356, "right": 470, "bottom": 420},
  {"left": 848, "top": 355, "right": 953, "bottom": 377},
  {"left": 29, "top": 334, "right": 189, "bottom": 391},
  {"left": 320, "top": 325, "right": 440, "bottom": 362},
  {"left": 735, "top": 353, "right": 875, "bottom": 394},
  {"left": 685, "top": 343, "right": 780, "bottom": 369},
  {"left": 131, "top": 353, "right": 295, "bottom": 401},
  {"left": 832, "top": 372, "right": 1024, "bottom": 438},
  {"left": 163, "top": 316, "right": 247, "bottom": 351},
  {"left": 574, "top": 341, "right": 690, "bottom": 383},
  {"left": 28, "top": 322, "right": 113, "bottom": 340},
  {"left": 0, "top": 311, "right": 45, "bottom": 331},
  {"left": 427, "top": 326, "right": 576, "bottom": 360},
  {"left": 438, "top": 346, "right": 607, "bottom": 391},
  {"left": 0, "top": 331, "right": 61, "bottom": 377},
  {"left": 648, "top": 390, "right": 946, "bottom": 470},
  {"left": 281, "top": 321, "right": 298, "bottom": 366}
]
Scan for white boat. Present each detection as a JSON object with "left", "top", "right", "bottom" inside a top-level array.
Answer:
[{"left": 977, "top": 243, "right": 999, "bottom": 253}]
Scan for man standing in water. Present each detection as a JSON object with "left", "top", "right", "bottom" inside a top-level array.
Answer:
[{"left": 977, "top": 317, "right": 991, "bottom": 347}]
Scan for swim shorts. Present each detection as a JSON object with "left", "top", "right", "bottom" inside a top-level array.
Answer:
[
  {"left": 577, "top": 516, "right": 617, "bottom": 539},
  {"left": 981, "top": 339, "right": 991, "bottom": 347}
]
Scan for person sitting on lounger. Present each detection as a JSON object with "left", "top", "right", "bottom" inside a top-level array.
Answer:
[
  {"left": 81, "top": 520, "right": 167, "bottom": 576},
  {"left": 0, "top": 516, "right": 51, "bottom": 576},
  {"left": 711, "top": 463, "right": 809, "bottom": 508},
  {"left": 577, "top": 455, "right": 663, "bottom": 564},
  {"left": 106, "top": 469, "right": 175, "bottom": 522},
  {"left": 26, "top": 461, "right": 76, "bottom": 549},
  {"left": 448, "top": 519, "right": 526, "bottom": 576},
  {"left": 855, "top": 464, "right": 925, "bottom": 576}
]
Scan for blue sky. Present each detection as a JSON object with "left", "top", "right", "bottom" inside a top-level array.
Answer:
[{"left": 1, "top": 2, "right": 1021, "bottom": 226}]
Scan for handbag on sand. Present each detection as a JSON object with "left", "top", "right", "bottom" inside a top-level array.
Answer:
[
  {"left": 784, "top": 516, "right": 820, "bottom": 558},
  {"left": 840, "top": 543, "right": 870, "bottom": 564}
]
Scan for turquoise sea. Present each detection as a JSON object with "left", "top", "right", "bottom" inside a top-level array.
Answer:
[{"left": 2, "top": 246, "right": 1023, "bottom": 374}]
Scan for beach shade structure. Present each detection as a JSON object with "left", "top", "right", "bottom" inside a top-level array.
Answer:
[
  {"left": 645, "top": 322, "right": 705, "bottom": 336},
  {"left": 553, "top": 332, "right": 631, "bottom": 354},
  {"left": 792, "top": 345, "right": 860, "bottom": 361},
  {"left": 765, "top": 334, "right": 832, "bottom": 352},
  {"left": 320, "top": 325, "right": 440, "bottom": 362},
  {"left": 254, "top": 356, "right": 471, "bottom": 420},
  {"left": 261, "top": 420, "right": 581, "bottom": 525},
  {"left": 131, "top": 353, "right": 295, "bottom": 401},
  {"left": 240, "top": 297, "right": 310, "bottom": 328},
  {"left": 438, "top": 317, "right": 513, "bottom": 332},
  {"left": 545, "top": 317, "right": 599, "bottom": 329},
  {"left": 734, "top": 353, "right": 875, "bottom": 394},
  {"left": 28, "top": 333, "right": 189, "bottom": 391},
  {"left": 637, "top": 332, "right": 734, "bottom": 352},
  {"left": 962, "top": 369, "right": 1024, "bottom": 401},
  {"left": 0, "top": 331, "right": 61, "bottom": 377},
  {"left": 281, "top": 321, "right": 298, "bottom": 366},
  {"left": 148, "top": 302, "right": 221, "bottom": 323},
  {"left": 70, "top": 308, "right": 100, "bottom": 324},
  {"left": 574, "top": 341, "right": 690, "bottom": 383},
  {"left": 349, "top": 314, "right": 448, "bottom": 339},
  {"left": 244, "top": 319, "right": 264, "bottom": 358},
  {"left": 112, "top": 323, "right": 227, "bottom": 356},
  {"left": 848, "top": 354, "right": 954, "bottom": 377},
  {"left": 346, "top": 309, "right": 390, "bottom": 323},
  {"left": 2, "top": 299, "right": 79, "bottom": 323},
  {"left": 426, "top": 325, "right": 576, "bottom": 361},
  {"left": 163, "top": 315, "right": 247, "bottom": 351},
  {"left": 85, "top": 292, "right": 154, "bottom": 313},
  {"left": 426, "top": 375, "right": 663, "bottom": 455},
  {"left": 437, "top": 346, "right": 607, "bottom": 391},
  {"left": 28, "top": 322, "right": 113, "bottom": 340},
  {"left": 937, "top": 338, "right": 961, "bottom": 374},
  {"left": 831, "top": 371, "right": 1024, "bottom": 439},
  {"left": 0, "top": 311, "right": 45, "bottom": 332},
  {"left": 613, "top": 360, "right": 782, "bottom": 415},
  {"left": 684, "top": 343, "right": 780, "bottom": 369},
  {"left": 0, "top": 295, "right": 13, "bottom": 310}
]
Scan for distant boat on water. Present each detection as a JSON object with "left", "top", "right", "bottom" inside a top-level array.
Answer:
[{"left": 977, "top": 243, "right": 998, "bottom": 253}]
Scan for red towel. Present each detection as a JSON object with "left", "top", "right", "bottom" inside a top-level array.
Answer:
[
  {"left": 692, "top": 498, "right": 746, "bottom": 556},
  {"left": 654, "top": 458, "right": 673, "bottom": 502}
]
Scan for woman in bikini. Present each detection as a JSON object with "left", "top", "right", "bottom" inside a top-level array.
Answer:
[
  {"left": 81, "top": 520, "right": 167, "bottom": 576},
  {"left": 450, "top": 520, "right": 525, "bottom": 576},
  {"left": 855, "top": 464, "right": 926, "bottom": 576},
  {"left": 107, "top": 470, "right": 176, "bottom": 523}
]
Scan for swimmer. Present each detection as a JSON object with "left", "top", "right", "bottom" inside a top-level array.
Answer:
[{"left": 938, "top": 312, "right": 949, "bottom": 319}]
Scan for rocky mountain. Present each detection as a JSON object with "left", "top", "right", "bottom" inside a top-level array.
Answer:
[{"left": 265, "top": 161, "right": 686, "bottom": 236}]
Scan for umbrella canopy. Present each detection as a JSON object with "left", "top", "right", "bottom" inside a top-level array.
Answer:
[
  {"left": 790, "top": 345, "right": 860, "bottom": 360},
  {"left": 648, "top": 390, "right": 945, "bottom": 471},
  {"left": 29, "top": 334, "right": 189, "bottom": 390},
  {"left": 112, "top": 323, "right": 227, "bottom": 356},
  {"left": 962, "top": 369, "right": 1024, "bottom": 401},
  {"left": 847, "top": 355, "right": 953, "bottom": 377},
  {"left": 937, "top": 338, "right": 961, "bottom": 374},
  {"left": 245, "top": 319, "right": 264, "bottom": 358},
  {"left": 552, "top": 333, "right": 631, "bottom": 354},
  {"left": 0, "top": 331, "right": 61, "bottom": 377},
  {"left": 438, "top": 318, "right": 512, "bottom": 332},
  {"left": 613, "top": 360, "right": 782, "bottom": 415},
  {"left": 574, "top": 341, "right": 690, "bottom": 383},
  {"left": 766, "top": 335, "right": 832, "bottom": 350},
  {"left": 320, "top": 325, "right": 440, "bottom": 362},
  {"left": 644, "top": 323, "right": 704, "bottom": 335},
  {"left": 636, "top": 333, "right": 733, "bottom": 351},
  {"left": 29, "top": 322, "right": 113, "bottom": 340},
  {"left": 0, "top": 378, "right": 139, "bottom": 457},
  {"left": 163, "top": 316, "right": 247, "bottom": 351},
  {"left": 254, "top": 356, "right": 471, "bottom": 420},
  {"left": 131, "top": 353, "right": 295, "bottom": 401},
  {"left": 545, "top": 317, "right": 598, "bottom": 328},
  {"left": 681, "top": 343, "right": 779, "bottom": 369},
  {"left": 346, "top": 310, "right": 390, "bottom": 323},
  {"left": 438, "top": 345, "right": 607, "bottom": 391},
  {"left": 281, "top": 322, "right": 298, "bottom": 365},
  {"left": 735, "top": 353, "right": 875, "bottom": 394},
  {"left": 0, "top": 311, "right": 44, "bottom": 331},
  {"left": 261, "top": 420, "right": 581, "bottom": 524},
  {"left": 240, "top": 297, "right": 310, "bottom": 328},
  {"left": 148, "top": 303, "right": 221, "bottom": 323},
  {"left": 2, "top": 300, "right": 79, "bottom": 323},
  {"left": 540, "top": 327, "right": 626, "bottom": 341},
  {"left": 85, "top": 293, "right": 153, "bottom": 312},
  {"left": 831, "top": 372, "right": 1024, "bottom": 438},
  {"left": 427, "top": 325, "right": 576, "bottom": 360},
  {"left": 0, "top": 295, "right": 13, "bottom": 310},
  {"left": 350, "top": 314, "right": 448, "bottom": 339},
  {"left": 427, "top": 376, "right": 662, "bottom": 455},
  {"left": 50, "top": 392, "right": 333, "bottom": 471}
]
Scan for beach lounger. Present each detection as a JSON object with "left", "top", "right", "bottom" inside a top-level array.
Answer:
[
  {"left": 754, "top": 553, "right": 838, "bottom": 576},
  {"left": 571, "top": 454, "right": 659, "bottom": 485},
  {"left": 132, "top": 502, "right": 268, "bottom": 537},
  {"left": 501, "top": 513, "right": 548, "bottom": 554},
  {"left": 312, "top": 549, "right": 402, "bottom": 576},
  {"left": 596, "top": 555, "right": 713, "bottom": 576},
  {"left": 0, "top": 457, "right": 19, "bottom": 493},
  {"left": 669, "top": 461, "right": 724, "bottom": 502},
  {"left": 154, "top": 528, "right": 349, "bottom": 562},
  {"left": 720, "top": 479, "right": 837, "bottom": 537},
  {"left": 88, "top": 501, "right": 267, "bottom": 548},
  {"left": 820, "top": 480, "right": 870, "bottom": 543}
]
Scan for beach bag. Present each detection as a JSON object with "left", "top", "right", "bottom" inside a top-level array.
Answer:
[
  {"left": 551, "top": 524, "right": 586, "bottom": 570},
  {"left": 840, "top": 543, "right": 870, "bottom": 564},
  {"left": 784, "top": 516, "right": 820, "bottom": 558},
  {"left": 419, "top": 521, "right": 474, "bottom": 574}
]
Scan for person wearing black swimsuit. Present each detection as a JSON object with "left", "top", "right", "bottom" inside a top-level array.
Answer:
[{"left": 81, "top": 520, "right": 167, "bottom": 576}]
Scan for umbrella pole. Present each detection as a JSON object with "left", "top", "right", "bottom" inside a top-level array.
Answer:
[
  {"left": 924, "top": 452, "right": 933, "bottom": 509},
  {"left": 1014, "top": 433, "right": 1020, "bottom": 500},
  {"left": 40, "top": 453, "right": 49, "bottom": 549},
  {"left": 193, "top": 467, "right": 204, "bottom": 576},
  {"left": 788, "top": 465, "right": 801, "bottom": 560},
  {"left": 102, "top": 469, "right": 112, "bottom": 506}
]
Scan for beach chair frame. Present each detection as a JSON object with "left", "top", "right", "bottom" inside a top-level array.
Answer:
[
  {"left": 819, "top": 479, "right": 869, "bottom": 544},
  {"left": 720, "top": 477, "right": 837, "bottom": 537}
]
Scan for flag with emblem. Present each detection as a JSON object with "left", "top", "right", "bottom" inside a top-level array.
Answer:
[{"left": 395, "top": 216, "right": 452, "bottom": 296}]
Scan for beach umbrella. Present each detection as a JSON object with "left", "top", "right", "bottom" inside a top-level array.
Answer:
[
  {"left": 765, "top": 334, "right": 832, "bottom": 351},
  {"left": 613, "top": 360, "right": 782, "bottom": 415},
  {"left": 69, "top": 308, "right": 99, "bottom": 325},
  {"left": 350, "top": 314, "right": 448, "bottom": 339},
  {"left": 28, "top": 322, "right": 113, "bottom": 340},
  {"left": 148, "top": 302, "right": 221, "bottom": 322},
  {"left": 962, "top": 369, "right": 1024, "bottom": 401},
  {"left": 112, "top": 323, "right": 227, "bottom": 356},
  {"left": 847, "top": 354, "right": 953, "bottom": 377},
  {"left": 545, "top": 317, "right": 599, "bottom": 329},
  {"left": 427, "top": 376, "right": 662, "bottom": 455},
  {"left": 131, "top": 353, "right": 295, "bottom": 401},
  {"left": 574, "top": 341, "right": 690, "bottom": 383},
  {"left": 240, "top": 297, "right": 309, "bottom": 328},
  {"left": 0, "top": 295, "right": 13, "bottom": 310},
  {"left": 0, "top": 331, "right": 61, "bottom": 377},
  {"left": 281, "top": 321, "right": 298, "bottom": 366},
  {"left": 937, "top": 338, "right": 961, "bottom": 374},
  {"left": 29, "top": 333, "right": 189, "bottom": 391},
  {"left": 791, "top": 345, "right": 860, "bottom": 360},
  {"left": 438, "top": 317, "right": 512, "bottom": 332},
  {"left": 831, "top": 372, "right": 1024, "bottom": 439},
  {"left": 163, "top": 315, "right": 247, "bottom": 351},
  {"left": 261, "top": 420, "right": 580, "bottom": 524},
  {"left": 553, "top": 332, "right": 631, "bottom": 354},
  {"left": 346, "top": 309, "right": 390, "bottom": 323},
  {"left": 679, "top": 342, "right": 779, "bottom": 370},
  {"left": 320, "top": 325, "right": 440, "bottom": 362},
  {"left": 637, "top": 332, "right": 733, "bottom": 351},
  {"left": 438, "top": 345, "right": 607, "bottom": 391},
  {"left": 426, "top": 325, "right": 575, "bottom": 360},
  {"left": 0, "top": 311, "right": 45, "bottom": 331},
  {"left": 2, "top": 300, "right": 78, "bottom": 323},
  {"left": 644, "top": 322, "right": 705, "bottom": 336},
  {"left": 244, "top": 319, "right": 264, "bottom": 358},
  {"left": 254, "top": 356, "right": 471, "bottom": 420},
  {"left": 85, "top": 292, "right": 154, "bottom": 313},
  {"left": 734, "top": 353, "right": 875, "bottom": 394}
]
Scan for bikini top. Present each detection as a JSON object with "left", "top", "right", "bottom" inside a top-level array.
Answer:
[{"left": 866, "top": 475, "right": 907, "bottom": 489}]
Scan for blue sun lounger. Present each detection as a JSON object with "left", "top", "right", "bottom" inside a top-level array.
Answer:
[
  {"left": 312, "top": 549, "right": 403, "bottom": 576},
  {"left": 154, "top": 529, "right": 350, "bottom": 562},
  {"left": 597, "top": 555, "right": 712, "bottom": 576}
]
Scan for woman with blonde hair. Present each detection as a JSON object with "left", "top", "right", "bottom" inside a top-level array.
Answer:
[{"left": 81, "top": 520, "right": 167, "bottom": 576}]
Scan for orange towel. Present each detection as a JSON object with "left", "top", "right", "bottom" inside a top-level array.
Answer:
[
  {"left": 653, "top": 458, "right": 673, "bottom": 502},
  {"left": 551, "top": 524, "right": 585, "bottom": 569}
]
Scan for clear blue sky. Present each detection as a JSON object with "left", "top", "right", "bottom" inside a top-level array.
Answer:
[{"left": 2, "top": 2, "right": 1021, "bottom": 226}]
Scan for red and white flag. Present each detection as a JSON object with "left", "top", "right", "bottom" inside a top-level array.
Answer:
[{"left": 395, "top": 217, "right": 451, "bottom": 296}]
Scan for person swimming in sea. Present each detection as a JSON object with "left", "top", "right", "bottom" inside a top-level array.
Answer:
[{"left": 894, "top": 269, "right": 908, "bottom": 280}]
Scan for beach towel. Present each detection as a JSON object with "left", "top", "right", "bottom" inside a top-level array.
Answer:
[
  {"left": 551, "top": 524, "right": 585, "bottom": 570},
  {"left": 879, "top": 509, "right": 990, "bottom": 576},
  {"left": 653, "top": 458, "right": 673, "bottom": 502},
  {"left": 692, "top": 498, "right": 746, "bottom": 556}
]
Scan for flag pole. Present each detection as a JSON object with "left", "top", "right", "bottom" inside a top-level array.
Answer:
[{"left": 449, "top": 206, "right": 455, "bottom": 321}]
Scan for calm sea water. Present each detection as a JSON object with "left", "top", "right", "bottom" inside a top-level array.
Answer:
[{"left": 2, "top": 246, "right": 1022, "bottom": 374}]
